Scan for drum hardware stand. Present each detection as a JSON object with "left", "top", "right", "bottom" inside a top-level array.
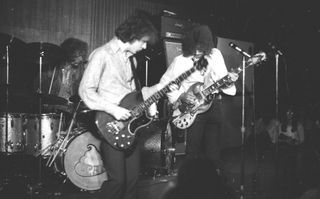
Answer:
[
  {"left": 1, "top": 38, "right": 13, "bottom": 186},
  {"left": 3, "top": 38, "right": 13, "bottom": 154},
  {"left": 46, "top": 100, "right": 81, "bottom": 167},
  {"left": 34, "top": 42, "right": 45, "bottom": 188},
  {"left": 229, "top": 43, "right": 251, "bottom": 199}
]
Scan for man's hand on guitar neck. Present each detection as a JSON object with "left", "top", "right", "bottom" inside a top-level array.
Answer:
[{"left": 141, "top": 83, "right": 180, "bottom": 118}]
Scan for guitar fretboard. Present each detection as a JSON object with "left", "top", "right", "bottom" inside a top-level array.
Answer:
[
  {"left": 132, "top": 67, "right": 198, "bottom": 115},
  {"left": 201, "top": 54, "right": 264, "bottom": 97}
]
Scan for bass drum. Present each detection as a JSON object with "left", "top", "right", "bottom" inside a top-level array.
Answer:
[{"left": 54, "top": 128, "right": 108, "bottom": 191}]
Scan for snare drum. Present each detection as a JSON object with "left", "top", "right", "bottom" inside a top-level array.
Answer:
[
  {"left": 0, "top": 112, "right": 26, "bottom": 153},
  {"left": 24, "top": 113, "right": 64, "bottom": 156},
  {"left": 54, "top": 128, "right": 107, "bottom": 191}
]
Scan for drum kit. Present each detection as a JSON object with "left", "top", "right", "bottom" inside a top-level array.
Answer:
[
  {"left": 0, "top": 32, "right": 107, "bottom": 191},
  {"left": 0, "top": 33, "right": 176, "bottom": 192}
]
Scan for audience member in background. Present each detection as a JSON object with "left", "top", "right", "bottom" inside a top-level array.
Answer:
[{"left": 259, "top": 106, "right": 305, "bottom": 198}]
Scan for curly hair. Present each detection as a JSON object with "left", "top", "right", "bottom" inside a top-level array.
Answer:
[
  {"left": 115, "top": 11, "right": 158, "bottom": 45},
  {"left": 182, "top": 24, "right": 215, "bottom": 57},
  {"left": 60, "top": 37, "right": 88, "bottom": 63}
]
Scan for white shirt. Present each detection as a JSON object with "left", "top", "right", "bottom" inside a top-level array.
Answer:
[
  {"left": 158, "top": 48, "right": 236, "bottom": 104},
  {"left": 78, "top": 37, "right": 136, "bottom": 114}
]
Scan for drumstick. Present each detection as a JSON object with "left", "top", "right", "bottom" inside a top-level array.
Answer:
[
  {"left": 48, "top": 101, "right": 81, "bottom": 167},
  {"left": 48, "top": 66, "right": 57, "bottom": 94}
]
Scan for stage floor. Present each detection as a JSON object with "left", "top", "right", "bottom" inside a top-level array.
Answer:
[{"left": 1, "top": 145, "right": 320, "bottom": 199}]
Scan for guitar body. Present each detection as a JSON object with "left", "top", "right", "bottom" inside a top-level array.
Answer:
[
  {"left": 95, "top": 91, "right": 153, "bottom": 150},
  {"left": 172, "top": 52, "right": 267, "bottom": 129},
  {"left": 172, "top": 82, "right": 213, "bottom": 129}
]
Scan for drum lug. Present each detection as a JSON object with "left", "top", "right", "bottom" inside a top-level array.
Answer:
[
  {"left": 164, "top": 147, "right": 175, "bottom": 154},
  {"left": 34, "top": 144, "right": 40, "bottom": 151},
  {"left": 16, "top": 142, "right": 24, "bottom": 150},
  {"left": 5, "top": 140, "right": 13, "bottom": 150}
]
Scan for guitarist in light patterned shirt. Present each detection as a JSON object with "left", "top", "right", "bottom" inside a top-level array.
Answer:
[{"left": 79, "top": 12, "right": 160, "bottom": 199}]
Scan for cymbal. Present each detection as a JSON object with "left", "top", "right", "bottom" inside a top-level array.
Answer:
[
  {"left": 0, "top": 32, "right": 27, "bottom": 59},
  {"left": 69, "top": 94, "right": 91, "bottom": 112},
  {"left": 69, "top": 94, "right": 81, "bottom": 103},
  {"left": 26, "top": 42, "right": 65, "bottom": 65},
  {"left": 0, "top": 32, "right": 26, "bottom": 48},
  {"left": 36, "top": 93, "right": 70, "bottom": 106},
  {"left": 42, "top": 104, "right": 74, "bottom": 114}
]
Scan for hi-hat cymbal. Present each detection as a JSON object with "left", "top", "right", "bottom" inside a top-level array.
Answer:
[
  {"left": 36, "top": 93, "right": 70, "bottom": 106},
  {"left": 0, "top": 32, "right": 26, "bottom": 48},
  {"left": 0, "top": 32, "right": 27, "bottom": 59},
  {"left": 26, "top": 42, "right": 65, "bottom": 65},
  {"left": 68, "top": 94, "right": 92, "bottom": 113}
]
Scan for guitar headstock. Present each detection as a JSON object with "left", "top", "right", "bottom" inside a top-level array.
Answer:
[{"left": 247, "top": 52, "right": 267, "bottom": 66}]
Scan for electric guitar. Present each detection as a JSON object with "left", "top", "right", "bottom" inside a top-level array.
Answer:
[
  {"left": 172, "top": 52, "right": 267, "bottom": 129},
  {"left": 95, "top": 56, "right": 208, "bottom": 150},
  {"left": 269, "top": 109, "right": 304, "bottom": 145}
]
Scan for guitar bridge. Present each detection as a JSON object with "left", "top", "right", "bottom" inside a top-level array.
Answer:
[{"left": 106, "top": 121, "right": 125, "bottom": 135}]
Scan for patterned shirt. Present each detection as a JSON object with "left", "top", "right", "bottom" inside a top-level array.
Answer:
[{"left": 79, "top": 37, "right": 136, "bottom": 114}]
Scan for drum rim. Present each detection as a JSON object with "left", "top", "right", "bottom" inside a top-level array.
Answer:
[
  {"left": 25, "top": 112, "right": 63, "bottom": 119},
  {"left": 0, "top": 112, "right": 27, "bottom": 117}
]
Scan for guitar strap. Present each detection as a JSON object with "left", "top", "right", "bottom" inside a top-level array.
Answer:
[{"left": 129, "top": 56, "right": 141, "bottom": 91}]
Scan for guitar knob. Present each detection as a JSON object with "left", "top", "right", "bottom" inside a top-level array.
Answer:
[
  {"left": 127, "top": 142, "right": 131, "bottom": 145},
  {"left": 121, "top": 134, "right": 125, "bottom": 138},
  {"left": 120, "top": 144, "right": 124, "bottom": 148},
  {"left": 115, "top": 136, "right": 119, "bottom": 140}
]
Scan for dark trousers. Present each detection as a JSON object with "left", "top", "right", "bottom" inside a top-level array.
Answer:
[
  {"left": 185, "top": 102, "right": 222, "bottom": 164},
  {"left": 99, "top": 141, "right": 140, "bottom": 199}
]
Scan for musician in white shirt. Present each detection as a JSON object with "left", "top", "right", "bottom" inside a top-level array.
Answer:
[
  {"left": 79, "top": 13, "right": 158, "bottom": 199},
  {"left": 157, "top": 24, "right": 239, "bottom": 168}
]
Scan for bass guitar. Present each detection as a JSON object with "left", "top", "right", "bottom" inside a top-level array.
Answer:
[
  {"left": 95, "top": 56, "right": 208, "bottom": 150},
  {"left": 172, "top": 52, "right": 266, "bottom": 129}
]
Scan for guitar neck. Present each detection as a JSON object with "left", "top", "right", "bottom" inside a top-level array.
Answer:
[
  {"left": 201, "top": 59, "right": 257, "bottom": 97},
  {"left": 132, "top": 66, "right": 197, "bottom": 115}
]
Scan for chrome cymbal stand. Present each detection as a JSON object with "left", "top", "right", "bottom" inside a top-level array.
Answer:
[
  {"left": 1, "top": 37, "right": 13, "bottom": 186},
  {"left": 34, "top": 42, "right": 44, "bottom": 188}
]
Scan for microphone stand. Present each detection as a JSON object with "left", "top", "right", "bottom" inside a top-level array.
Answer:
[
  {"left": 229, "top": 42, "right": 251, "bottom": 199},
  {"left": 145, "top": 55, "right": 150, "bottom": 87},
  {"left": 240, "top": 55, "right": 246, "bottom": 199},
  {"left": 274, "top": 52, "right": 280, "bottom": 186}
]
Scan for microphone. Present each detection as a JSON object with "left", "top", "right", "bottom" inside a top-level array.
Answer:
[
  {"left": 268, "top": 42, "right": 283, "bottom": 56},
  {"left": 229, "top": 42, "right": 251, "bottom": 58}
]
